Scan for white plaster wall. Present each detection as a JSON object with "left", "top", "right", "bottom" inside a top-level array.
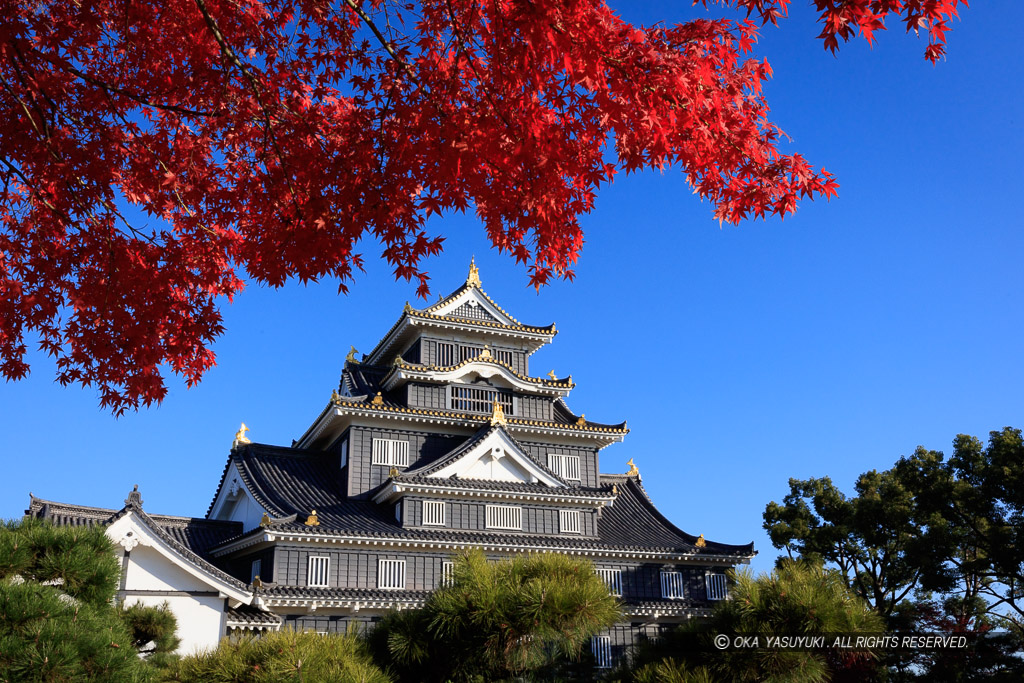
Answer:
[
  {"left": 121, "top": 593, "right": 226, "bottom": 655},
  {"left": 124, "top": 545, "right": 210, "bottom": 592}
]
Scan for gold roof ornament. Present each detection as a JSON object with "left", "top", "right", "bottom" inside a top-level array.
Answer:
[
  {"left": 695, "top": 534, "right": 707, "bottom": 548},
  {"left": 576, "top": 414, "right": 586, "bottom": 426},
  {"left": 371, "top": 392, "right": 384, "bottom": 405},
  {"left": 392, "top": 354, "right": 404, "bottom": 366},
  {"left": 403, "top": 301, "right": 413, "bottom": 313},
  {"left": 612, "top": 483, "right": 618, "bottom": 495},
  {"left": 481, "top": 345, "right": 492, "bottom": 359},
  {"left": 389, "top": 466, "right": 400, "bottom": 478},
  {"left": 252, "top": 575, "right": 263, "bottom": 590},
  {"left": 260, "top": 512, "right": 271, "bottom": 527},
  {"left": 346, "top": 346, "right": 359, "bottom": 363},
  {"left": 233, "top": 423, "right": 252, "bottom": 447},
  {"left": 331, "top": 389, "right": 341, "bottom": 404},
  {"left": 626, "top": 458, "right": 640, "bottom": 477},
  {"left": 547, "top": 370, "right": 557, "bottom": 380},
  {"left": 305, "top": 510, "right": 320, "bottom": 527},
  {"left": 467, "top": 257, "right": 482, "bottom": 287},
  {"left": 489, "top": 399, "right": 507, "bottom": 426}
]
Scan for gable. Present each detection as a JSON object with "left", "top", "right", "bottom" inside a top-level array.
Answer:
[
  {"left": 430, "top": 287, "right": 519, "bottom": 327},
  {"left": 426, "top": 428, "right": 566, "bottom": 487},
  {"left": 208, "top": 462, "right": 268, "bottom": 532}
]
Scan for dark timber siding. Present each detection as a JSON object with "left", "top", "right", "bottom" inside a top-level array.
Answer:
[
  {"left": 274, "top": 545, "right": 457, "bottom": 590},
  {"left": 419, "top": 335, "right": 527, "bottom": 374},
  {"left": 406, "top": 383, "right": 446, "bottom": 410},
  {"left": 517, "top": 395, "right": 553, "bottom": 421},
  {"left": 520, "top": 441, "right": 601, "bottom": 488},
  {"left": 347, "top": 426, "right": 464, "bottom": 498}
]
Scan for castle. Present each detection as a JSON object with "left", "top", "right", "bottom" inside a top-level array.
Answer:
[{"left": 28, "top": 261, "right": 754, "bottom": 667}]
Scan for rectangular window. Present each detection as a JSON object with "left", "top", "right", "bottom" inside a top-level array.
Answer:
[
  {"left": 485, "top": 504, "right": 522, "bottom": 530},
  {"left": 339, "top": 439, "right": 348, "bottom": 468},
  {"left": 423, "top": 500, "right": 446, "bottom": 526},
  {"left": 371, "top": 438, "right": 410, "bottom": 467},
  {"left": 706, "top": 573, "right": 728, "bottom": 600},
  {"left": 378, "top": 559, "right": 406, "bottom": 589},
  {"left": 660, "top": 571, "right": 685, "bottom": 599},
  {"left": 591, "top": 635, "right": 612, "bottom": 669},
  {"left": 559, "top": 509, "right": 582, "bottom": 534},
  {"left": 595, "top": 568, "right": 622, "bottom": 597},
  {"left": 436, "top": 342, "right": 455, "bottom": 366},
  {"left": 451, "top": 385, "right": 513, "bottom": 414},
  {"left": 308, "top": 556, "right": 330, "bottom": 588},
  {"left": 395, "top": 501, "right": 403, "bottom": 523},
  {"left": 495, "top": 349, "right": 514, "bottom": 366},
  {"left": 441, "top": 560, "right": 454, "bottom": 587},
  {"left": 250, "top": 559, "right": 262, "bottom": 583},
  {"left": 459, "top": 344, "right": 485, "bottom": 361},
  {"left": 547, "top": 454, "right": 581, "bottom": 481}
]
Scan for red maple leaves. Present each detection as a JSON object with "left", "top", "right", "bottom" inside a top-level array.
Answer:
[{"left": 0, "top": 0, "right": 962, "bottom": 411}]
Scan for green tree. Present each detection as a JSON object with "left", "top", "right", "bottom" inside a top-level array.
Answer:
[
  {"left": 0, "top": 518, "right": 161, "bottom": 682},
  {"left": 370, "top": 549, "right": 621, "bottom": 682},
  {"left": 627, "top": 561, "right": 884, "bottom": 683},
  {"left": 160, "top": 629, "right": 389, "bottom": 683}
]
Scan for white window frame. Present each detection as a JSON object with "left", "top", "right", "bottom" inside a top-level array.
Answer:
[
  {"left": 591, "top": 635, "right": 612, "bottom": 669},
  {"left": 547, "top": 454, "right": 581, "bottom": 481},
  {"left": 339, "top": 439, "right": 348, "bottom": 468},
  {"left": 485, "top": 504, "right": 522, "bottom": 530},
  {"left": 423, "top": 500, "right": 446, "bottom": 526},
  {"left": 441, "top": 560, "right": 454, "bottom": 588},
  {"left": 595, "top": 568, "right": 622, "bottom": 597},
  {"left": 378, "top": 559, "right": 406, "bottom": 590},
  {"left": 559, "top": 509, "right": 582, "bottom": 534},
  {"left": 395, "top": 501, "right": 402, "bottom": 523},
  {"left": 371, "top": 438, "right": 410, "bottom": 467},
  {"left": 307, "top": 556, "right": 330, "bottom": 588},
  {"left": 660, "top": 570, "right": 685, "bottom": 600},
  {"left": 706, "top": 572, "right": 728, "bottom": 600},
  {"left": 250, "top": 558, "right": 262, "bottom": 583}
]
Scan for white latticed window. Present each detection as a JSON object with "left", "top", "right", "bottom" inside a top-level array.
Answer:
[
  {"left": 591, "top": 635, "right": 612, "bottom": 669},
  {"left": 436, "top": 342, "right": 455, "bottom": 366},
  {"left": 371, "top": 438, "right": 410, "bottom": 467},
  {"left": 441, "top": 560, "right": 454, "bottom": 587},
  {"left": 451, "top": 385, "right": 513, "bottom": 414},
  {"left": 495, "top": 349, "right": 514, "bottom": 366},
  {"left": 485, "top": 504, "right": 522, "bottom": 530},
  {"left": 307, "top": 556, "right": 330, "bottom": 587},
  {"left": 661, "top": 571, "right": 685, "bottom": 599},
  {"left": 706, "top": 573, "right": 728, "bottom": 600},
  {"left": 559, "top": 509, "right": 582, "bottom": 534},
  {"left": 250, "top": 559, "right": 261, "bottom": 583},
  {"left": 547, "top": 454, "right": 581, "bottom": 480},
  {"left": 595, "top": 568, "right": 623, "bottom": 596},
  {"left": 423, "top": 500, "right": 446, "bottom": 526},
  {"left": 378, "top": 559, "right": 406, "bottom": 589}
]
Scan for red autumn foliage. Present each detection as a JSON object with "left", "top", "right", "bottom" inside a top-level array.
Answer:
[{"left": 0, "top": 0, "right": 964, "bottom": 411}]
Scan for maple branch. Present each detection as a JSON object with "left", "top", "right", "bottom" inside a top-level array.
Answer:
[
  {"left": 191, "top": 0, "right": 305, "bottom": 222},
  {"left": 47, "top": 57, "right": 213, "bottom": 118},
  {"left": 341, "top": 0, "right": 421, "bottom": 87}
]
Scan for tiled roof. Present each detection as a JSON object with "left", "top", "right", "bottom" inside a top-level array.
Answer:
[
  {"left": 262, "top": 586, "right": 431, "bottom": 603},
  {"left": 26, "top": 495, "right": 249, "bottom": 590},
  {"left": 392, "top": 474, "right": 615, "bottom": 497},
  {"left": 225, "top": 603, "right": 283, "bottom": 627},
  {"left": 215, "top": 445, "right": 752, "bottom": 558}
]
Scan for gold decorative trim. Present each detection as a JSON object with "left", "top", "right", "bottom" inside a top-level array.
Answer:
[
  {"left": 489, "top": 399, "right": 508, "bottom": 426},
  {"left": 466, "top": 257, "right": 482, "bottom": 287},
  {"left": 233, "top": 423, "right": 251, "bottom": 447},
  {"left": 331, "top": 389, "right": 341, "bottom": 405},
  {"left": 576, "top": 414, "right": 586, "bottom": 426}
]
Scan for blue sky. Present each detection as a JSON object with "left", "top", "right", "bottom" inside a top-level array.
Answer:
[{"left": 1, "top": 2, "right": 1021, "bottom": 575}]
